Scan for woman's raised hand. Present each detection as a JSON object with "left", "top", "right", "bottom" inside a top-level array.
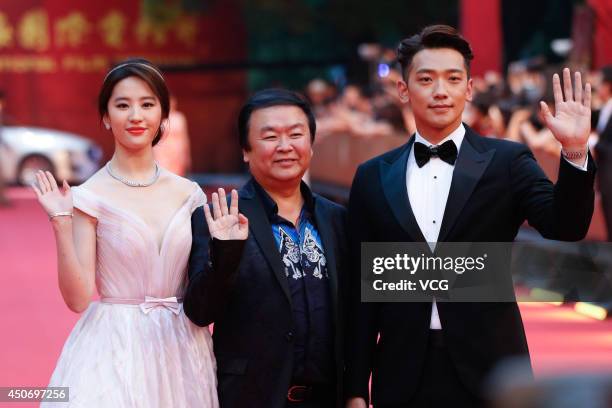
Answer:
[
  {"left": 204, "top": 188, "right": 248, "bottom": 240},
  {"left": 32, "top": 170, "right": 73, "bottom": 218}
]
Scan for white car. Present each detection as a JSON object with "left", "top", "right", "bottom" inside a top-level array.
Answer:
[{"left": 0, "top": 126, "right": 103, "bottom": 185}]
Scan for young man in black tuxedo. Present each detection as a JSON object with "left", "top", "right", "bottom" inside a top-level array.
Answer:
[
  {"left": 184, "top": 89, "right": 347, "bottom": 408},
  {"left": 345, "top": 25, "right": 595, "bottom": 408}
]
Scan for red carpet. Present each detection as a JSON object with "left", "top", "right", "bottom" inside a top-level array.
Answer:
[
  {"left": 0, "top": 189, "right": 81, "bottom": 407},
  {"left": 521, "top": 302, "right": 612, "bottom": 375},
  {"left": 1, "top": 187, "right": 611, "bottom": 404}
]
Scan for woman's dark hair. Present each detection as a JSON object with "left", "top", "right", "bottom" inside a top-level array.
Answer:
[
  {"left": 397, "top": 25, "right": 474, "bottom": 80},
  {"left": 98, "top": 58, "right": 170, "bottom": 146},
  {"left": 238, "top": 88, "right": 316, "bottom": 151}
]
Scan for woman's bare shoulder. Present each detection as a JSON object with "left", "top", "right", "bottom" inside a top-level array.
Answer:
[
  {"left": 159, "top": 170, "right": 199, "bottom": 197},
  {"left": 77, "top": 168, "right": 114, "bottom": 195}
]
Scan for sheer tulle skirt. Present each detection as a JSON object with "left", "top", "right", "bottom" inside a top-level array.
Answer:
[{"left": 42, "top": 301, "right": 218, "bottom": 408}]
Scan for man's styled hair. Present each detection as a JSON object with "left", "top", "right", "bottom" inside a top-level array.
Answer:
[
  {"left": 238, "top": 88, "right": 316, "bottom": 151},
  {"left": 396, "top": 25, "right": 474, "bottom": 80}
]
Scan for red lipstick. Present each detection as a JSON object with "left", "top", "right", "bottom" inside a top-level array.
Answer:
[{"left": 127, "top": 127, "right": 146, "bottom": 135}]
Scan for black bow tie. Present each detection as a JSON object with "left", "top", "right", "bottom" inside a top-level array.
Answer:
[{"left": 414, "top": 140, "right": 458, "bottom": 168}]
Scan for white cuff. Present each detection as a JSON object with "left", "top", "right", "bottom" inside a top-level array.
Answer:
[{"left": 563, "top": 154, "right": 588, "bottom": 171}]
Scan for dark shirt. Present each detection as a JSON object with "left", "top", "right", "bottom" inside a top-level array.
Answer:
[{"left": 252, "top": 180, "right": 335, "bottom": 385}]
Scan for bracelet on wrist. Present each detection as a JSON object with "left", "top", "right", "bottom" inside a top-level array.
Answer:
[
  {"left": 561, "top": 146, "right": 587, "bottom": 160},
  {"left": 49, "top": 211, "right": 73, "bottom": 221}
]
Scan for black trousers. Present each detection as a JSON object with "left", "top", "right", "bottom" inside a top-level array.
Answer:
[{"left": 377, "top": 330, "right": 484, "bottom": 408}]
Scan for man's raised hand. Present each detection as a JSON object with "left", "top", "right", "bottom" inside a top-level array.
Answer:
[
  {"left": 540, "top": 67, "right": 591, "bottom": 152},
  {"left": 204, "top": 188, "right": 248, "bottom": 240}
]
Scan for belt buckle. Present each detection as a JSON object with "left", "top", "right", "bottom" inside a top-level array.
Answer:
[{"left": 287, "top": 385, "right": 309, "bottom": 402}]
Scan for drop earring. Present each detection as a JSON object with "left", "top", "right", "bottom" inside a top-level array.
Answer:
[{"left": 104, "top": 122, "right": 110, "bottom": 130}]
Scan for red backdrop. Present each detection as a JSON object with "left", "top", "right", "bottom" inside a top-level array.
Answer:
[
  {"left": 460, "top": 0, "right": 503, "bottom": 75},
  {"left": 589, "top": 0, "right": 612, "bottom": 68},
  {"left": 0, "top": 0, "right": 247, "bottom": 172}
]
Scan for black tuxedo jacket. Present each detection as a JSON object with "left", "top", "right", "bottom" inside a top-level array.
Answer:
[
  {"left": 344, "top": 126, "right": 596, "bottom": 406},
  {"left": 183, "top": 178, "right": 348, "bottom": 408}
]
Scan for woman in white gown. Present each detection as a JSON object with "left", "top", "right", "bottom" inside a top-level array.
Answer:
[{"left": 33, "top": 59, "right": 218, "bottom": 407}]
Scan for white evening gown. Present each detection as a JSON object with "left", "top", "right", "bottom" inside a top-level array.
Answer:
[{"left": 42, "top": 184, "right": 218, "bottom": 407}]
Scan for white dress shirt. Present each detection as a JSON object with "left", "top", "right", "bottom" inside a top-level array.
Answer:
[
  {"left": 406, "top": 124, "right": 466, "bottom": 329},
  {"left": 406, "top": 124, "right": 588, "bottom": 330}
]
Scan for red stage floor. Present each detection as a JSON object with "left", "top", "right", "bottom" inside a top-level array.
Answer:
[{"left": 1, "top": 188, "right": 611, "bottom": 405}]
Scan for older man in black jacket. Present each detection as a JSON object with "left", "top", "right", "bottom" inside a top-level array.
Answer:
[{"left": 184, "top": 89, "right": 347, "bottom": 408}]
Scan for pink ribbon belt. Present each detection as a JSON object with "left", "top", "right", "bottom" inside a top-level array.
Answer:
[{"left": 101, "top": 296, "right": 183, "bottom": 315}]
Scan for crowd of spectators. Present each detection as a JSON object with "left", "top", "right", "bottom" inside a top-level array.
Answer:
[
  {"left": 305, "top": 49, "right": 608, "bottom": 152},
  {"left": 303, "top": 46, "right": 612, "bottom": 240}
]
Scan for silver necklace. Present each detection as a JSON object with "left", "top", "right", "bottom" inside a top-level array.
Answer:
[{"left": 105, "top": 161, "right": 160, "bottom": 187}]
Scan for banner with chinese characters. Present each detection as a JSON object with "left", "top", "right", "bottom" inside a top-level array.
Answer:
[{"left": 0, "top": 0, "right": 247, "bottom": 172}]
